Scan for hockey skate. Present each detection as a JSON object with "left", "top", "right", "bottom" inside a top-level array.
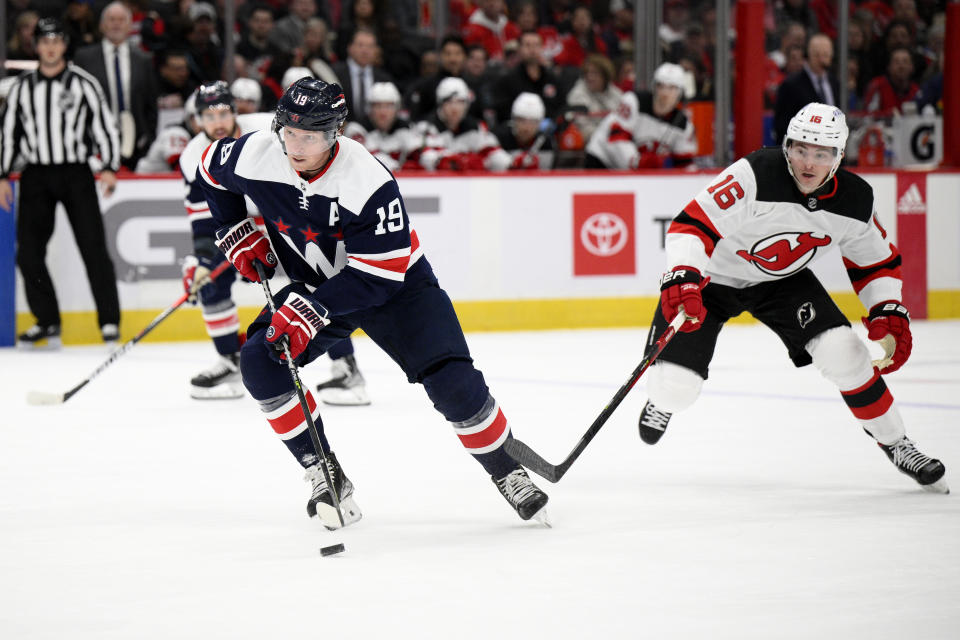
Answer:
[
  {"left": 638, "top": 401, "right": 672, "bottom": 445},
  {"left": 190, "top": 353, "right": 244, "bottom": 399},
  {"left": 305, "top": 451, "right": 362, "bottom": 529},
  {"left": 17, "top": 324, "right": 61, "bottom": 350},
  {"left": 878, "top": 437, "right": 949, "bottom": 494},
  {"left": 100, "top": 323, "right": 119, "bottom": 345},
  {"left": 493, "top": 467, "right": 550, "bottom": 525},
  {"left": 316, "top": 354, "right": 370, "bottom": 406}
]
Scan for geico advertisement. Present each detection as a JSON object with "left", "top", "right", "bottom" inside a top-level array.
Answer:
[{"left": 15, "top": 172, "right": 907, "bottom": 313}]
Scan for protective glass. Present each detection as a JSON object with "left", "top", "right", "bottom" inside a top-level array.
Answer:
[
  {"left": 786, "top": 143, "right": 837, "bottom": 167},
  {"left": 279, "top": 126, "right": 337, "bottom": 155}
]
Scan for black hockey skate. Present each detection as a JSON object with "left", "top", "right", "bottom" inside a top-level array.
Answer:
[
  {"left": 17, "top": 324, "right": 61, "bottom": 350},
  {"left": 305, "top": 451, "right": 362, "bottom": 529},
  {"left": 493, "top": 466, "right": 549, "bottom": 524},
  {"left": 638, "top": 401, "right": 672, "bottom": 445},
  {"left": 316, "top": 354, "right": 370, "bottom": 406},
  {"left": 878, "top": 437, "right": 949, "bottom": 493},
  {"left": 190, "top": 352, "right": 243, "bottom": 399}
]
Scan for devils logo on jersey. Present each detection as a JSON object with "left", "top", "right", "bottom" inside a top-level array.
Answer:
[
  {"left": 735, "top": 232, "right": 832, "bottom": 276},
  {"left": 797, "top": 301, "right": 816, "bottom": 328}
]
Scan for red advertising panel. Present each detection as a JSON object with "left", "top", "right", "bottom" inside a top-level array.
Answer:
[
  {"left": 573, "top": 193, "right": 635, "bottom": 276},
  {"left": 896, "top": 173, "right": 927, "bottom": 318}
]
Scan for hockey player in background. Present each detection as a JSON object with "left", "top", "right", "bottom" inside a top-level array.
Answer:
[
  {"left": 135, "top": 91, "right": 200, "bottom": 173},
  {"left": 198, "top": 78, "right": 550, "bottom": 526},
  {"left": 492, "top": 92, "right": 556, "bottom": 171},
  {"left": 638, "top": 103, "right": 947, "bottom": 493},
  {"left": 416, "top": 77, "right": 512, "bottom": 172},
  {"left": 344, "top": 81, "right": 422, "bottom": 173},
  {"left": 585, "top": 62, "right": 696, "bottom": 169},
  {"left": 179, "top": 81, "right": 274, "bottom": 398}
]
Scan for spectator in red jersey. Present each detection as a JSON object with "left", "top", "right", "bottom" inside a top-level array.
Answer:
[
  {"left": 553, "top": 6, "right": 607, "bottom": 68},
  {"left": 863, "top": 47, "right": 919, "bottom": 118},
  {"left": 600, "top": 0, "right": 634, "bottom": 59},
  {"left": 462, "top": 0, "right": 521, "bottom": 64},
  {"left": 514, "top": 0, "right": 562, "bottom": 63}
]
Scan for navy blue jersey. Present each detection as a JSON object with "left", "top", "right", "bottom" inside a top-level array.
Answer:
[{"left": 198, "top": 132, "right": 424, "bottom": 317}]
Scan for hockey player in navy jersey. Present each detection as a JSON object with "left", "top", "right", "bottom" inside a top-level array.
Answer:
[
  {"left": 638, "top": 103, "right": 947, "bottom": 493},
  {"left": 198, "top": 78, "right": 549, "bottom": 526},
  {"left": 181, "top": 81, "right": 370, "bottom": 403}
]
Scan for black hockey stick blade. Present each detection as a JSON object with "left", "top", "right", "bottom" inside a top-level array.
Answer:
[
  {"left": 25, "top": 261, "right": 232, "bottom": 406},
  {"left": 506, "top": 311, "right": 688, "bottom": 483}
]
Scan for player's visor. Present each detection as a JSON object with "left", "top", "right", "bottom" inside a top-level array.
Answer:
[
  {"left": 199, "top": 107, "right": 235, "bottom": 128},
  {"left": 786, "top": 143, "right": 837, "bottom": 167},
  {"left": 279, "top": 126, "right": 337, "bottom": 155}
]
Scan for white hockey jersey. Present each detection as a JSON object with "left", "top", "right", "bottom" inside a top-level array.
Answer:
[
  {"left": 179, "top": 112, "right": 274, "bottom": 235},
  {"left": 586, "top": 90, "right": 696, "bottom": 169},
  {"left": 666, "top": 148, "right": 902, "bottom": 311},
  {"left": 343, "top": 119, "right": 423, "bottom": 172},
  {"left": 414, "top": 114, "right": 511, "bottom": 171},
  {"left": 136, "top": 121, "right": 193, "bottom": 173}
]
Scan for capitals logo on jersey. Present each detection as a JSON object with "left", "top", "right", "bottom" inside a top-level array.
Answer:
[{"left": 735, "top": 232, "right": 832, "bottom": 276}]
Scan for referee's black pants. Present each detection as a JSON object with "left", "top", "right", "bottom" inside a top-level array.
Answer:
[{"left": 16, "top": 164, "right": 120, "bottom": 329}]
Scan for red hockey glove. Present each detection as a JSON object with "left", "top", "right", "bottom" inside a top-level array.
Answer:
[
  {"left": 862, "top": 301, "right": 912, "bottom": 374},
  {"left": 181, "top": 255, "right": 213, "bottom": 304},
  {"left": 510, "top": 152, "right": 539, "bottom": 170},
  {"left": 216, "top": 218, "right": 276, "bottom": 283},
  {"left": 436, "top": 154, "right": 464, "bottom": 171},
  {"left": 265, "top": 292, "right": 330, "bottom": 362},
  {"left": 660, "top": 266, "right": 708, "bottom": 333}
]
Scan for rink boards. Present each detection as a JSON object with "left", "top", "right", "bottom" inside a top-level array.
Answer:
[{"left": 4, "top": 169, "right": 959, "bottom": 345}]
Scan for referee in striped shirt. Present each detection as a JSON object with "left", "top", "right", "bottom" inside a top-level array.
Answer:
[{"left": 0, "top": 18, "right": 122, "bottom": 348}]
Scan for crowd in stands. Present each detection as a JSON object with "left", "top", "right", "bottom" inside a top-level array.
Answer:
[{"left": 2, "top": 0, "right": 950, "bottom": 172}]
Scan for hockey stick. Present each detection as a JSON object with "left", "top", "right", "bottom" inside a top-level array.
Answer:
[
  {"left": 26, "top": 260, "right": 233, "bottom": 406},
  {"left": 254, "top": 263, "right": 346, "bottom": 528},
  {"left": 504, "top": 311, "right": 689, "bottom": 482}
]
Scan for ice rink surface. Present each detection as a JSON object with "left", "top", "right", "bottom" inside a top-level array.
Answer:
[{"left": 1, "top": 321, "right": 958, "bottom": 639}]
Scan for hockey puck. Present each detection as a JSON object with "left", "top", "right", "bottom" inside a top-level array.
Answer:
[{"left": 320, "top": 543, "right": 346, "bottom": 557}]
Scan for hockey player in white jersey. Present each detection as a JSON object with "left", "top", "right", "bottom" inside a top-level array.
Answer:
[
  {"left": 585, "top": 62, "right": 696, "bottom": 170},
  {"left": 415, "top": 77, "right": 511, "bottom": 172},
  {"left": 492, "top": 92, "right": 556, "bottom": 171},
  {"left": 343, "top": 82, "right": 422, "bottom": 173},
  {"left": 638, "top": 103, "right": 947, "bottom": 493},
  {"left": 179, "top": 81, "right": 275, "bottom": 398},
  {"left": 197, "top": 78, "right": 549, "bottom": 527},
  {"left": 135, "top": 91, "right": 200, "bottom": 173}
]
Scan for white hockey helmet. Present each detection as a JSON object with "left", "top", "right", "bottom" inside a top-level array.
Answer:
[
  {"left": 436, "top": 76, "right": 471, "bottom": 104},
  {"left": 230, "top": 78, "right": 262, "bottom": 105},
  {"left": 653, "top": 62, "right": 686, "bottom": 90},
  {"left": 367, "top": 81, "right": 401, "bottom": 109},
  {"left": 511, "top": 92, "right": 545, "bottom": 121},
  {"left": 282, "top": 66, "right": 314, "bottom": 90},
  {"left": 782, "top": 102, "right": 848, "bottom": 188},
  {"left": 184, "top": 89, "right": 198, "bottom": 117}
]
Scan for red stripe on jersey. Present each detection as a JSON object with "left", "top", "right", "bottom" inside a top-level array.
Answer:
[
  {"left": 608, "top": 123, "right": 633, "bottom": 143},
  {"left": 267, "top": 392, "right": 318, "bottom": 435},
  {"left": 457, "top": 409, "right": 508, "bottom": 450},
  {"left": 302, "top": 143, "right": 341, "bottom": 183},
  {"left": 410, "top": 230, "right": 420, "bottom": 253},
  {"left": 683, "top": 200, "right": 722, "bottom": 240},
  {"left": 847, "top": 388, "right": 894, "bottom": 420},
  {"left": 200, "top": 143, "right": 220, "bottom": 185},
  {"left": 843, "top": 249, "right": 903, "bottom": 294},
  {"left": 817, "top": 176, "right": 839, "bottom": 200},
  {"left": 351, "top": 254, "right": 411, "bottom": 274}
]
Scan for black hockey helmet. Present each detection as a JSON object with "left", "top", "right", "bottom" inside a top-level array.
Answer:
[
  {"left": 195, "top": 80, "right": 235, "bottom": 114},
  {"left": 35, "top": 17, "right": 68, "bottom": 42},
  {"left": 274, "top": 78, "right": 348, "bottom": 135}
]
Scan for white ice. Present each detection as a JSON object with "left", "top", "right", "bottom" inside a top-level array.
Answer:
[{"left": 1, "top": 322, "right": 958, "bottom": 639}]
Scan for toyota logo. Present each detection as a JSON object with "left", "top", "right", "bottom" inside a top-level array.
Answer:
[{"left": 580, "top": 212, "right": 629, "bottom": 257}]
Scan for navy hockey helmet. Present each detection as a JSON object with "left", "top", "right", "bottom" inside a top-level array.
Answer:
[
  {"left": 274, "top": 78, "right": 347, "bottom": 134},
  {"left": 195, "top": 80, "right": 236, "bottom": 114}
]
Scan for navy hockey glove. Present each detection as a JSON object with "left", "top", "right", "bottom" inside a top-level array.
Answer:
[
  {"left": 216, "top": 218, "right": 276, "bottom": 283},
  {"left": 862, "top": 301, "right": 911, "bottom": 374},
  {"left": 660, "top": 266, "right": 708, "bottom": 333},
  {"left": 265, "top": 293, "right": 330, "bottom": 362}
]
